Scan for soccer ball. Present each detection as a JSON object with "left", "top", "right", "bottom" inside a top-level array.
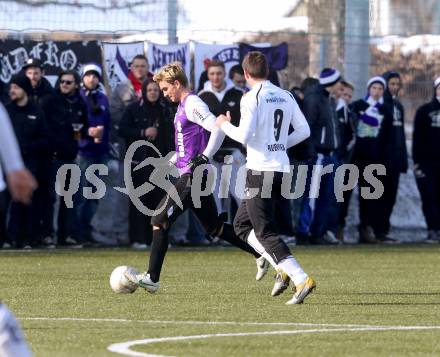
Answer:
[{"left": 109, "top": 266, "right": 139, "bottom": 294}]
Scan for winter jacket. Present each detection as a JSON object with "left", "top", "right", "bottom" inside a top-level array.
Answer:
[
  {"left": 302, "top": 84, "right": 340, "bottom": 156},
  {"left": 413, "top": 97, "right": 440, "bottom": 169},
  {"left": 198, "top": 83, "right": 243, "bottom": 149},
  {"left": 118, "top": 98, "right": 174, "bottom": 164},
  {"left": 29, "top": 77, "right": 54, "bottom": 117},
  {"left": 381, "top": 96, "right": 408, "bottom": 172},
  {"left": 336, "top": 99, "right": 356, "bottom": 163},
  {"left": 6, "top": 100, "right": 48, "bottom": 162},
  {"left": 79, "top": 87, "right": 111, "bottom": 158},
  {"left": 47, "top": 89, "right": 89, "bottom": 161},
  {"left": 351, "top": 97, "right": 392, "bottom": 162},
  {"left": 110, "top": 74, "right": 154, "bottom": 147}
]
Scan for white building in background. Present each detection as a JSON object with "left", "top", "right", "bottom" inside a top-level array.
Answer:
[{"left": 0, "top": 0, "right": 300, "bottom": 43}]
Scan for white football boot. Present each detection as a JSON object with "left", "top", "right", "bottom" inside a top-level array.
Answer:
[
  {"left": 255, "top": 256, "right": 270, "bottom": 281},
  {"left": 286, "top": 277, "right": 316, "bottom": 305},
  {"left": 271, "top": 269, "right": 292, "bottom": 296},
  {"left": 124, "top": 271, "right": 160, "bottom": 293}
]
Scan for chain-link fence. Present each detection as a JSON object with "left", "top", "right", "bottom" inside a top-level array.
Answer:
[{"left": 1, "top": 0, "right": 440, "bottom": 127}]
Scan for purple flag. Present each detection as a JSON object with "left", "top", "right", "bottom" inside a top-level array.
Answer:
[{"left": 239, "top": 43, "right": 288, "bottom": 71}]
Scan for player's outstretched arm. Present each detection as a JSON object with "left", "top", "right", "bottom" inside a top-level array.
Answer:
[
  {"left": 217, "top": 95, "right": 258, "bottom": 145},
  {"left": 202, "top": 124, "right": 225, "bottom": 159}
]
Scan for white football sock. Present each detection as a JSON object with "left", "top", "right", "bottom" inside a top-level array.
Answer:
[
  {"left": 246, "top": 229, "right": 277, "bottom": 268},
  {"left": 277, "top": 256, "right": 308, "bottom": 286}
]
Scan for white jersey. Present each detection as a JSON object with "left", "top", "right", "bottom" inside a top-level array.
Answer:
[
  {"left": 221, "top": 80, "right": 310, "bottom": 172},
  {"left": 0, "top": 303, "right": 32, "bottom": 357}
]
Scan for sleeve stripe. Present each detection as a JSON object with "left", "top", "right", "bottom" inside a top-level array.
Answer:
[
  {"left": 285, "top": 90, "right": 294, "bottom": 100},
  {"left": 255, "top": 83, "right": 263, "bottom": 107}
]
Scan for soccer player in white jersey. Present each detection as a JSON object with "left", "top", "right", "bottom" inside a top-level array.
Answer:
[
  {"left": 0, "top": 302, "right": 32, "bottom": 357},
  {"left": 124, "top": 62, "right": 266, "bottom": 293},
  {"left": 216, "top": 51, "right": 316, "bottom": 304}
]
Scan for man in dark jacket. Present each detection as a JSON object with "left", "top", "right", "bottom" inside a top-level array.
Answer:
[
  {"left": 46, "top": 70, "right": 89, "bottom": 247},
  {"left": 198, "top": 59, "right": 245, "bottom": 222},
  {"left": 118, "top": 78, "right": 174, "bottom": 248},
  {"left": 413, "top": 77, "right": 440, "bottom": 242},
  {"left": 373, "top": 71, "right": 408, "bottom": 241},
  {"left": 6, "top": 73, "right": 48, "bottom": 248},
  {"left": 23, "top": 58, "right": 55, "bottom": 247},
  {"left": 296, "top": 68, "right": 342, "bottom": 245},
  {"left": 23, "top": 58, "right": 54, "bottom": 113}
]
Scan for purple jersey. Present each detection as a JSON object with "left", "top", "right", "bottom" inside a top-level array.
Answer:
[{"left": 174, "top": 94, "right": 209, "bottom": 175}]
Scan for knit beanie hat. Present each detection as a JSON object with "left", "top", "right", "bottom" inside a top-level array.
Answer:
[
  {"left": 82, "top": 63, "right": 102, "bottom": 79},
  {"left": 10, "top": 73, "right": 32, "bottom": 96},
  {"left": 319, "top": 68, "right": 341, "bottom": 87},
  {"left": 367, "top": 76, "right": 386, "bottom": 89}
]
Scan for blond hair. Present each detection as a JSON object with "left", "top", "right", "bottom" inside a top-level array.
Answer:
[{"left": 153, "top": 62, "right": 188, "bottom": 87}]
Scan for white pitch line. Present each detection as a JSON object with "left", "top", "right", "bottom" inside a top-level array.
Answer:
[
  {"left": 17, "top": 316, "right": 381, "bottom": 328},
  {"left": 108, "top": 326, "right": 440, "bottom": 357}
]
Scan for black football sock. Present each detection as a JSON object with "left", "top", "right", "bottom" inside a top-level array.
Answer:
[{"left": 147, "top": 228, "right": 169, "bottom": 283}]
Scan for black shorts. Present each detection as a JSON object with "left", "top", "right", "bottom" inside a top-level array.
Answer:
[
  {"left": 151, "top": 173, "right": 221, "bottom": 234},
  {"left": 233, "top": 170, "right": 291, "bottom": 263}
]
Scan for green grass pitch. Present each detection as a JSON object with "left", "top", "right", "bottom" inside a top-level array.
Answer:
[{"left": 1, "top": 244, "right": 440, "bottom": 356}]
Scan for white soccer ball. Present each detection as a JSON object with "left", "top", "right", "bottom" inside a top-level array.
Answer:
[{"left": 109, "top": 266, "right": 139, "bottom": 294}]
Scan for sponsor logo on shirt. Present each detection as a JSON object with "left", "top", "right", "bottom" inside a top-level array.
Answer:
[
  {"left": 265, "top": 97, "right": 287, "bottom": 104},
  {"left": 176, "top": 120, "right": 185, "bottom": 158},
  {"left": 267, "top": 143, "right": 285, "bottom": 152},
  {"left": 192, "top": 108, "right": 206, "bottom": 122},
  {"left": 27, "top": 115, "right": 37, "bottom": 120}
]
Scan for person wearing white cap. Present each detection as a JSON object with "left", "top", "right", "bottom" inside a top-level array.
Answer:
[
  {"left": 77, "top": 63, "right": 111, "bottom": 244},
  {"left": 296, "top": 67, "right": 342, "bottom": 245},
  {"left": 412, "top": 76, "right": 440, "bottom": 243},
  {"left": 351, "top": 75, "right": 392, "bottom": 244}
]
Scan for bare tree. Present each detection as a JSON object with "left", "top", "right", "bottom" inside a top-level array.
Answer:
[{"left": 307, "top": 0, "right": 345, "bottom": 75}]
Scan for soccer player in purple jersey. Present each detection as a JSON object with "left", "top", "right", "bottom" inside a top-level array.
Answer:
[{"left": 125, "top": 62, "right": 265, "bottom": 293}]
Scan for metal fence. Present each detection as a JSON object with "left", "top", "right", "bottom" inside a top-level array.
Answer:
[{"left": 1, "top": 0, "right": 440, "bottom": 128}]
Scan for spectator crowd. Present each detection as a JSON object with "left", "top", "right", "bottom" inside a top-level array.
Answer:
[{"left": 0, "top": 54, "right": 439, "bottom": 250}]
